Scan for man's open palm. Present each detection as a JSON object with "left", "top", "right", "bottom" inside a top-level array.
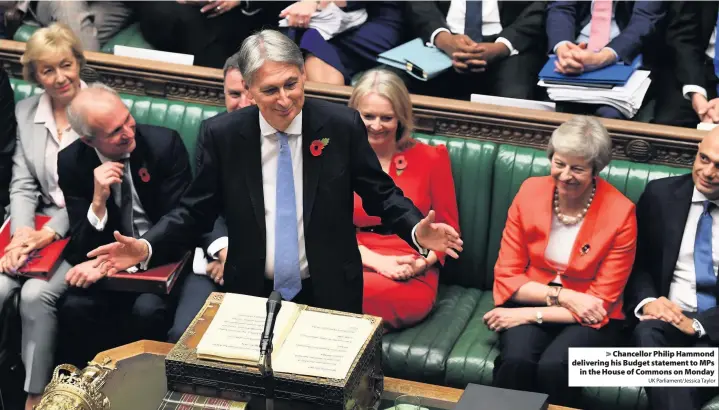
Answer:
[
  {"left": 415, "top": 210, "right": 463, "bottom": 259},
  {"left": 87, "top": 231, "right": 149, "bottom": 276}
]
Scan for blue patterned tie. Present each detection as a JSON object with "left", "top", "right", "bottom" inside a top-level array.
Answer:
[
  {"left": 695, "top": 201, "right": 717, "bottom": 312},
  {"left": 715, "top": 12, "right": 719, "bottom": 96},
  {"left": 273, "top": 132, "right": 302, "bottom": 300},
  {"left": 464, "top": 0, "right": 483, "bottom": 43}
]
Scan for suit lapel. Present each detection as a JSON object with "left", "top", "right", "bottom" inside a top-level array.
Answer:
[
  {"left": 302, "top": 100, "right": 325, "bottom": 228},
  {"left": 662, "top": 175, "right": 694, "bottom": 294},
  {"left": 537, "top": 178, "right": 554, "bottom": 266},
  {"left": 31, "top": 123, "right": 49, "bottom": 194},
  {"left": 240, "top": 114, "right": 266, "bottom": 240},
  {"left": 128, "top": 131, "right": 152, "bottom": 216}
]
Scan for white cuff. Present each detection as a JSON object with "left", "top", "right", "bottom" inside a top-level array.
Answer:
[
  {"left": 87, "top": 206, "right": 108, "bottom": 231},
  {"left": 553, "top": 40, "right": 572, "bottom": 54},
  {"left": 207, "top": 236, "right": 228, "bottom": 259},
  {"left": 193, "top": 247, "right": 209, "bottom": 275},
  {"left": 683, "top": 85, "right": 708, "bottom": 101},
  {"left": 603, "top": 47, "right": 618, "bottom": 62},
  {"left": 138, "top": 239, "right": 153, "bottom": 270},
  {"left": 634, "top": 297, "right": 657, "bottom": 319},
  {"left": 695, "top": 319, "right": 707, "bottom": 338},
  {"left": 429, "top": 28, "right": 452, "bottom": 48},
  {"left": 495, "top": 37, "right": 518, "bottom": 56},
  {"left": 411, "top": 224, "right": 428, "bottom": 256}
]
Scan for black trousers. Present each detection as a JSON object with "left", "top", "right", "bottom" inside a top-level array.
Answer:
[
  {"left": 408, "top": 37, "right": 545, "bottom": 101},
  {"left": 633, "top": 319, "right": 719, "bottom": 410},
  {"left": 653, "top": 58, "right": 718, "bottom": 128},
  {"left": 493, "top": 320, "right": 623, "bottom": 408},
  {"left": 57, "top": 287, "right": 170, "bottom": 367}
]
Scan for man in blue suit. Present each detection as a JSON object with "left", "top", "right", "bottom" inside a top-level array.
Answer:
[{"left": 547, "top": 1, "right": 667, "bottom": 119}]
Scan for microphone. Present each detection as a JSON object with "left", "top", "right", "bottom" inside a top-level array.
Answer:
[{"left": 258, "top": 291, "right": 283, "bottom": 376}]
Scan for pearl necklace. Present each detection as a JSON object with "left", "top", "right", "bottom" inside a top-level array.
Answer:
[{"left": 553, "top": 183, "right": 596, "bottom": 225}]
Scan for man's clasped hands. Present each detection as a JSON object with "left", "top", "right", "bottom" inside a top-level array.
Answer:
[{"left": 434, "top": 32, "right": 511, "bottom": 73}]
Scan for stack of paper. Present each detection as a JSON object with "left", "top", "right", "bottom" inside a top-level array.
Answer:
[
  {"left": 279, "top": 3, "right": 367, "bottom": 40},
  {"left": 539, "top": 70, "right": 651, "bottom": 118}
]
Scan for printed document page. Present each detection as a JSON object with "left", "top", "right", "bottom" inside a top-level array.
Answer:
[{"left": 273, "top": 310, "right": 374, "bottom": 379}]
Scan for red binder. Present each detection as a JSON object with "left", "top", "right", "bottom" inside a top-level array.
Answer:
[
  {"left": 0, "top": 215, "right": 70, "bottom": 280},
  {"left": 97, "top": 251, "right": 191, "bottom": 295}
]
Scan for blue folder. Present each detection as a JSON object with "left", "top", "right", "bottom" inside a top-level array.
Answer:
[
  {"left": 377, "top": 38, "right": 452, "bottom": 81},
  {"left": 539, "top": 55, "right": 642, "bottom": 86}
]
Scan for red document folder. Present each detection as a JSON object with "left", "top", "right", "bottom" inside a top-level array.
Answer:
[
  {"left": 97, "top": 252, "right": 191, "bottom": 295},
  {"left": 0, "top": 215, "right": 69, "bottom": 280}
]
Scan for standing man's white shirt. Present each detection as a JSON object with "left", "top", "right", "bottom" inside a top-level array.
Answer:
[{"left": 259, "top": 111, "right": 309, "bottom": 280}]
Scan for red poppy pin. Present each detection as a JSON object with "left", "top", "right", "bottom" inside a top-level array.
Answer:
[
  {"left": 394, "top": 155, "right": 407, "bottom": 176},
  {"left": 310, "top": 138, "right": 330, "bottom": 157},
  {"left": 138, "top": 167, "right": 150, "bottom": 183}
]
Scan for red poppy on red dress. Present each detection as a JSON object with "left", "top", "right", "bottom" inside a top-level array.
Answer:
[
  {"left": 394, "top": 155, "right": 407, "bottom": 175},
  {"left": 138, "top": 167, "right": 151, "bottom": 183},
  {"left": 310, "top": 138, "right": 330, "bottom": 157}
]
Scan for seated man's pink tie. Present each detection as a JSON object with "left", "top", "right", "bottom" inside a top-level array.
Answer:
[{"left": 588, "top": 0, "right": 612, "bottom": 52}]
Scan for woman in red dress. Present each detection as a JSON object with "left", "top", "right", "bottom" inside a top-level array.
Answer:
[{"left": 348, "top": 69, "right": 459, "bottom": 330}]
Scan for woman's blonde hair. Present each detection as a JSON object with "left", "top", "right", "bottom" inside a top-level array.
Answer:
[
  {"left": 21, "top": 23, "right": 85, "bottom": 84},
  {"left": 348, "top": 69, "right": 414, "bottom": 150}
]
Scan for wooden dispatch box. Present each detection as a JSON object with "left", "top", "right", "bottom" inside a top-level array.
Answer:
[{"left": 164, "top": 293, "right": 384, "bottom": 410}]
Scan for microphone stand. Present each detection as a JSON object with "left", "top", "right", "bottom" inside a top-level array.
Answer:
[{"left": 259, "top": 291, "right": 282, "bottom": 410}]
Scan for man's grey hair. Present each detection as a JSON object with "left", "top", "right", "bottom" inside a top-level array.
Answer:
[
  {"left": 547, "top": 115, "right": 613, "bottom": 175},
  {"left": 237, "top": 30, "right": 304, "bottom": 87},
  {"left": 223, "top": 51, "right": 242, "bottom": 78},
  {"left": 66, "top": 82, "right": 119, "bottom": 142}
]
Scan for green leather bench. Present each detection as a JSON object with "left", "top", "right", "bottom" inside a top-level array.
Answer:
[
  {"left": 12, "top": 22, "right": 153, "bottom": 54},
  {"left": 12, "top": 79, "right": 718, "bottom": 410}
]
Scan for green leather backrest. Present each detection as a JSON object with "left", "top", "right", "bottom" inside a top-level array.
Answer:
[
  {"left": 484, "top": 144, "right": 690, "bottom": 289},
  {"left": 13, "top": 23, "right": 153, "bottom": 54},
  {"left": 9, "top": 79, "right": 223, "bottom": 171},
  {"left": 413, "top": 133, "right": 497, "bottom": 289}
]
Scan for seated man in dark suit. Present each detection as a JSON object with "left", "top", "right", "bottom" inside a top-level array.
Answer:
[
  {"left": 406, "top": 1, "right": 546, "bottom": 100},
  {"left": 56, "top": 84, "right": 196, "bottom": 364},
  {"left": 654, "top": 2, "right": 719, "bottom": 128},
  {"left": 0, "top": 67, "right": 15, "bottom": 222},
  {"left": 625, "top": 127, "right": 719, "bottom": 410},
  {"left": 548, "top": 1, "right": 667, "bottom": 119}
]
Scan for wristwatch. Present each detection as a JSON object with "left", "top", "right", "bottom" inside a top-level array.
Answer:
[
  {"left": 536, "top": 311, "right": 543, "bottom": 324},
  {"left": 692, "top": 319, "right": 703, "bottom": 338}
]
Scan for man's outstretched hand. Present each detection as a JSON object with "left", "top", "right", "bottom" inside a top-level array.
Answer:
[
  {"left": 87, "top": 231, "right": 149, "bottom": 276},
  {"left": 415, "top": 210, "right": 463, "bottom": 259}
]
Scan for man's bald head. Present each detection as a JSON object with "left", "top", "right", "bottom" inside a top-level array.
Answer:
[
  {"left": 693, "top": 127, "right": 719, "bottom": 200},
  {"left": 68, "top": 83, "right": 137, "bottom": 159}
]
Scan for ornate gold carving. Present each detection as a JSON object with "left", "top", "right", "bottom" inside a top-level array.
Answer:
[{"left": 34, "top": 359, "right": 114, "bottom": 410}]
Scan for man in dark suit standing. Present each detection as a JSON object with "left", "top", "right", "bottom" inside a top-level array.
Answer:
[
  {"left": 654, "top": 2, "right": 719, "bottom": 128},
  {"left": 88, "top": 30, "right": 463, "bottom": 315},
  {"left": 625, "top": 128, "right": 719, "bottom": 410},
  {"left": 405, "top": 1, "right": 546, "bottom": 100},
  {"left": 56, "top": 84, "right": 199, "bottom": 364},
  {"left": 548, "top": 1, "right": 667, "bottom": 119}
]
